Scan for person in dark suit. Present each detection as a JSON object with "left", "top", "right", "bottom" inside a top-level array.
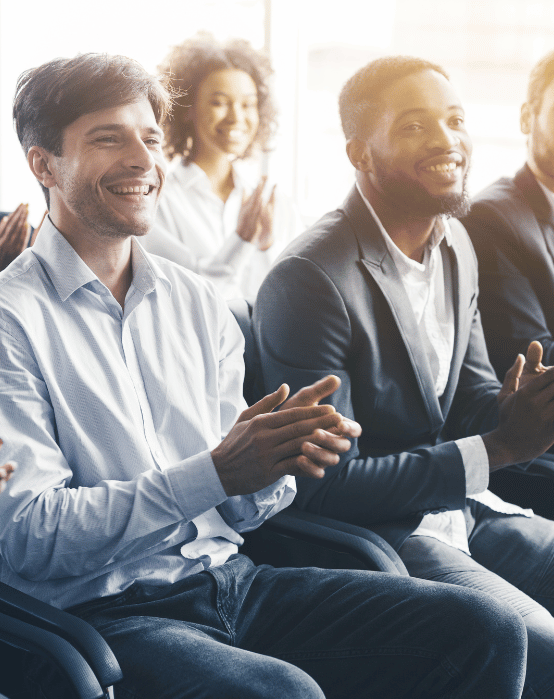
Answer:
[
  {"left": 462, "top": 50, "right": 554, "bottom": 381},
  {"left": 254, "top": 55, "right": 554, "bottom": 697}
]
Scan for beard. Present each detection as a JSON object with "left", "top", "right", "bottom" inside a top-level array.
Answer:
[
  {"left": 57, "top": 165, "right": 155, "bottom": 240},
  {"left": 372, "top": 152, "right": 471, "bottom": 219}
]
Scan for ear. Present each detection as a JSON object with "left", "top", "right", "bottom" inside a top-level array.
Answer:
[
  {"left": 27, "top": 147, "right": 58, "bottom": 189},
  {"left": 345, "top": 138, "right": 373, "bottom": 173},
  {"left": 520, "top": 102, "right": 532, "bottom": 135}
]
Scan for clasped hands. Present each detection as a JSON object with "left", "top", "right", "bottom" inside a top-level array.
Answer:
[
  {"left": 211, "top": 376, "right": 360, "bottom": 496},
  {"left": 236, "top": 176, "right": 275, "bottom": 252},
  {"left": 485, "top": 340, "right": 554, "bottom": 469}
]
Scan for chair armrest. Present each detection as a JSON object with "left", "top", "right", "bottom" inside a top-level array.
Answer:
[
  {"left": 0, "top": 581, "right": 122, "bottom": 690},
  {"left": 0, "top": 611, "right": 106, "bottom": 699},
  {"left": 262, "top": 508, "right": 408, "bottom": 575}
]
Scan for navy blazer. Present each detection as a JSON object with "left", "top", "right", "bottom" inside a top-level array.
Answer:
[
  {"left": 462, "top": 164, "right": 554, "bottom": 380},
  {"left": 254, "top": 186, "right": 501, "bottom": 550}
]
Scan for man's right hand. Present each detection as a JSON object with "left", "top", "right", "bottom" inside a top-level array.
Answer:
[
  {"left": 0, "top": 204, "right": 32, "bottom": 272},
  {"left": 484, "top": 349, "right": 554, "bottom": 470},
  {"left": 211, "top": 382, "right": 352, "bottom": 496}
]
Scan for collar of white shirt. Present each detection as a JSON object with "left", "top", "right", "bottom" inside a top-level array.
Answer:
[{"left": 32, "top": 216, "right": 172, "bottom": 302}]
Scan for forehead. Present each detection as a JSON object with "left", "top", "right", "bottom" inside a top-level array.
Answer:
[
  {"left": 375, "top": 69, "right": 462, "bottom": 126},
  {"left": 197, "top": 69, "right": 258, "bottom": 98},
  {"left": 63, "top": 97, "right": 161, "bottom": 143}
]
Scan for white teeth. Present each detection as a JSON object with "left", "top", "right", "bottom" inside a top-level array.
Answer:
[
  {"left": 425, "top": 162, "right": 458, "bottom": 172},
  {"left": 109, "top": 185, "right": 150, "bottom": 195}
]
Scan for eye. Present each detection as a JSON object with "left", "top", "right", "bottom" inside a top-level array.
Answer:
[
  {"left": 449, "top": 115, "right": 465, "bottom": 127},
  {"left": 144, "top": 137, "right": 161, "bottom": 146},
  {"left": 95, "top": 135, "right": 117, "bottom": 144},
  {"left": 403, "top": 123, "right": 423, "bottom": 132}
]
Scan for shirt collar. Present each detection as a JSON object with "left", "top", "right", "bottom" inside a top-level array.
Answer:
[
  {"left": 355, "top": 181, "right": 453, "bottom": 273},
  {"left": 32, "top": 216, "right": 171, "bottom": 302}
]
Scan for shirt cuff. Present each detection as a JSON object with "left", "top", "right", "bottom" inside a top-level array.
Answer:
[
  {"left": 166, "top": 450, "right": 228, "bottom": 522},
  {"left": 455, "top": 435, "right": 489, "bottom": 496}
]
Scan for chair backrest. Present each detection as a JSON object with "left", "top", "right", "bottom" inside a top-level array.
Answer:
[{"left": 228, "top": 298, "right": 263, "bottom": 406}]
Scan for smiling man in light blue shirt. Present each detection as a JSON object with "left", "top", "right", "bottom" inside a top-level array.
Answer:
[{"left": 0, "top": 53, "right": 528, "bottom": 699}]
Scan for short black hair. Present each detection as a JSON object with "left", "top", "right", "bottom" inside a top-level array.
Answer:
[
  {"left": 339, "top": 55, "right": 449, "bottom": 139},
  {"left": 527, "top": 50, "right": 554, "bottom": 114},
  {"left": 13, "top": 53, "right": 173, "bottom": 205},
  {"left": 159, "top": 32, "right": 276, "bottom": 162}
]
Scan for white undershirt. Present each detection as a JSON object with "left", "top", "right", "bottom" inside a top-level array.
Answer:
[{"left": 357, "top": 184, "right": 532, "bottom": 554}]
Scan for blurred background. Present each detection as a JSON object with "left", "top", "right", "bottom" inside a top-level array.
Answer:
[{"left": 1, "top": 0, "right": 553, "bottom": 226}]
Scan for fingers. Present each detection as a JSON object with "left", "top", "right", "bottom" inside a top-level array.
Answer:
[
  {"left": 328, "top": 417, "right": 362, "bottom": 439},
  {"left": 524, "top": 341, "right": 544, "bottom": 374},
  {"left": 30, "top": 210, "right": 48, "bottom": 246},
  {"left": 501, "top": 354, "right": 524, "bottom": 395},
  {"left": 237, "top": 177, "right": 267, "bottom": 242},
  {"left": 261, "top": 403, "right": 337, "bottom": 430},
  {"left": 238, "top": 384, "right": 290, "bottom": 422},
  {"left": 284, "top": 375, "right": 341, "bottom": 408}
]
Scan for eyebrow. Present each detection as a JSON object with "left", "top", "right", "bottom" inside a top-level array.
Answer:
[
  {"left": 395, "top": 105, "right": 465, "bottom": 122},
  {"left": 210, "top": 90, "right": 258, "bottom": 98},
  {"left": 84, "top": 124, "right": 164, "bottom": 138}
]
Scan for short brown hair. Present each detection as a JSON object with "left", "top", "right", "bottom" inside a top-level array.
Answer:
[
  {"left": 13, "top": 53, "right": 173, "bottom": 204},
  {"left": 527, "top": 50, "right": 554, "bottom": 114}
]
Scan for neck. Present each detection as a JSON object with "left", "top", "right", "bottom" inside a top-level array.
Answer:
[
  {"left": 357, "top": 174, "right": 436, "bottom": 263},
  {"left": 193, "top": 152, "right": 235, "bottom": 202},
  {"left": 50, "top": 210, "right": 133, "bottom": 309}
]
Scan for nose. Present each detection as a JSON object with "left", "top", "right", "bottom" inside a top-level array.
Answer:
[
  {"left": 121, "top": 135, "right": 156, "bottom": 172},
  {"left": 225, "top": 101, "right": 243, "bottom": 124},
  {"left": 427, "top": 122, "right": 460, "bottom": 150}
]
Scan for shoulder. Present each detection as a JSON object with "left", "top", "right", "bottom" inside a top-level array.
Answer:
[
  {"left": 275, "top": 207, "right": 355, "bottom": 270},
  {"left": 463, "top": 176, "right": 530, "bottom": 234}
]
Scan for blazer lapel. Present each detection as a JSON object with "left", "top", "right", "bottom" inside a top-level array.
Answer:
[
  {"left": 441, "top": 233, "right": 470, "bottom": 410},
  {"left": 342, "top": 187, "right": 444, "bottom": 432}
]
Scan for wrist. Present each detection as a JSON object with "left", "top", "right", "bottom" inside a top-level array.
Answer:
[{"left": 481, "top": 430, "right": 514, "bottom": 472}]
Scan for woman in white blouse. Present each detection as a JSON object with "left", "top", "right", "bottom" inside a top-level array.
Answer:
[{"left": 143, "top": 34, "right": 303, "bottom": 299}]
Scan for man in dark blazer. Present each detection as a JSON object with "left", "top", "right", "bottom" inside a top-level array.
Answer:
[
  {"left": 254, "top": 56, "right": 554, "bottom": 697},
  {"left": 462, "top": 50, "right": 554, "bottom": 381}
]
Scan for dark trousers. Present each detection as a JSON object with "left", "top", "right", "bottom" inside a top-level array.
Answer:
[
  {"left": 27, "top": 554, "right": 526, "bottom": 698},
  {"left": 400, "top": 499, "right": 554, "bottom": 699}
]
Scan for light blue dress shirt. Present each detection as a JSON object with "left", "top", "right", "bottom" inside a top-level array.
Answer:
[{"left": 0, "top": 218, "right": 295, "bottom": 609}]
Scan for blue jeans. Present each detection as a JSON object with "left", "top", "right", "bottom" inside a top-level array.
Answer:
[
  {"left": 400, "top": 499, "right": 554, "bottom": 699},
  {"left": 26, "top": 554, "right": 525, "bottom": 698}
]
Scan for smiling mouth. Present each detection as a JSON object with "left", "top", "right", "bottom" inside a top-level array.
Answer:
[
  {"left": 107, "top": 185, "right": 155, "bottom": 195},
  {"left": 421, "top": 162, "right": 459, "bottom": 173}
]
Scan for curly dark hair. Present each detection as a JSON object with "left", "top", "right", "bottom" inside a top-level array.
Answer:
[{"left": 159, "top": 33, "right": 276, "bottom": 162}]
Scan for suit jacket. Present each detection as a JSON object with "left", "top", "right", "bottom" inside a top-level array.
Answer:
[
  {"left": 461, "top": 164, "right": 554, "bottom": 380},
  {"left": 253, "top": 186, "right": 501, "bottom": 550}
]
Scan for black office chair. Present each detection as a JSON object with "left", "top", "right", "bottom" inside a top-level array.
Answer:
[{"left": 0, "top": 299, "right": 406, "bottom": 699}]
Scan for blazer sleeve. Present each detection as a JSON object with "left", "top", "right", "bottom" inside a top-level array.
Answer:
[
  {"left": 463, "top": 200, "right": 554, "bottom": 379},
  {"left": 253, "top": 255, "right": 467, "bottom": 531}
]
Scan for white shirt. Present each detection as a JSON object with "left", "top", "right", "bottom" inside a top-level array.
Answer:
[
  {"left": 357, "top": 185, "right": 531, "bottom": 554},
  {"left": 142, "top": 160, "right": 304, "bottom": 299},
  {"left": 0, "top": 217, "right": 295, "bottom": 609}
]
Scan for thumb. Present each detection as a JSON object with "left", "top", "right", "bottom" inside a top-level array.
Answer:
[
  {"left": 238, "top": 384, "right": 290, "bottom": 422},
  {"left": 502, "top": 353, "right": 524, "bottom": 395},
  {"left": 524, "top": 340, "right": 544, "bottom": 373}
]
